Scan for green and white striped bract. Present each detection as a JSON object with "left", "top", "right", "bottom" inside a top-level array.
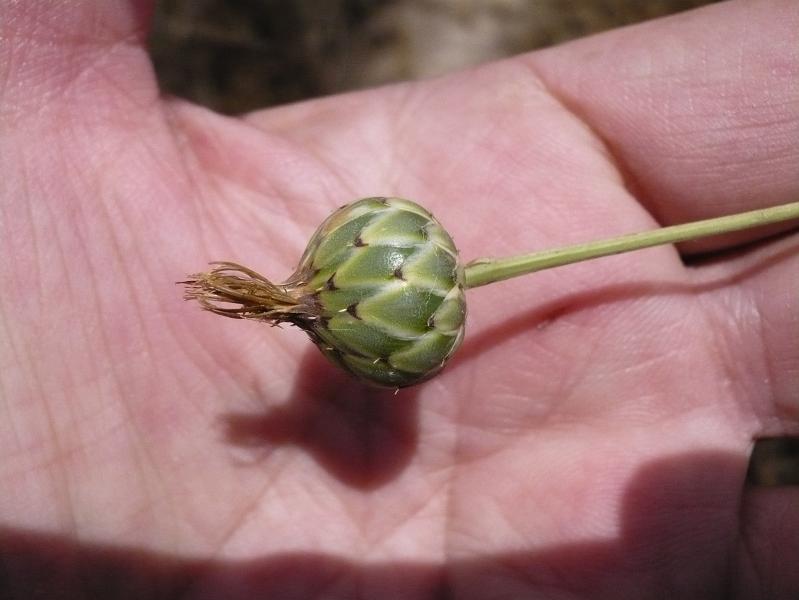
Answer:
[{"left": 295, "top": 197, "right": 466, "bottom": 387}]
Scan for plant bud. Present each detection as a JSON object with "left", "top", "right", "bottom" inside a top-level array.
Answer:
[{"left": 183, "top": 197, "right": 466, "bottom": 387}]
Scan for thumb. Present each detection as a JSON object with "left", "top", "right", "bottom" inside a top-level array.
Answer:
[{"left": 1, "top": 1, "right": 157, "bottom": 116}]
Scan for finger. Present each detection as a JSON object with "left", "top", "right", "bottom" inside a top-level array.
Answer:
[
  {"left": 1, "top": 1, "right": 157, "bottom": 117},
  {"left": 527, "top": 0, "right": 799, "bottom": 251},
  {"left": 699, "top": 233, "right": 799, "bottom": 435}
]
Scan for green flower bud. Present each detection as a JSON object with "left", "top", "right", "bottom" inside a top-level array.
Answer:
[{"left": 183, "top": 197, "right": 466, "bottom": 388}]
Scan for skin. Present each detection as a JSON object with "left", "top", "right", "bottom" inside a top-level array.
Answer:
[{"left": 0, "top": 0, "right": 797, "bottom": 598}]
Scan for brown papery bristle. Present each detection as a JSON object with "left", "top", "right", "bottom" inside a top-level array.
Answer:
[{"left": 180, "top": 262, "right": 310, "bottom": 323}]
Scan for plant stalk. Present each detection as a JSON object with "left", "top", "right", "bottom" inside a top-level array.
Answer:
[{"left": 463, "top": 201, "right": 799, "bottom": 289}]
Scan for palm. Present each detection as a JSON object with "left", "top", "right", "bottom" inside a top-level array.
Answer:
[{"left": 2, "top": 2, "right": 797, "bottom": 599}]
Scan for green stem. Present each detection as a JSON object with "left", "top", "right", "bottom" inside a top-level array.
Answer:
[{"left": 463, "top": 201, "right": 799, "bottom": 289}]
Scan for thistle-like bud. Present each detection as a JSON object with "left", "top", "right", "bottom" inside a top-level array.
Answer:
[{"left": 182, "top": 197, "right": 466, "bottom": 387}]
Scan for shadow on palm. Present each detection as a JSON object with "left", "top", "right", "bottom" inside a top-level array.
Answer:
[
  {"left": 222, "top": 349, "right": 421, "bottom": 490},
  {"left": 1, "top": 450, "right": 749, "bottom": 599}
]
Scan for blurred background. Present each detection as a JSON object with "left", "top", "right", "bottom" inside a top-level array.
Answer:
[
  {"left": 149, "top": 0, "right": 718, "bottom": 114},
  {"left": 147, "top": 0, "right": 797, "bottom": 486}
]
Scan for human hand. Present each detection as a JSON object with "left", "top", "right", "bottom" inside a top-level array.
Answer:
[{"left": 1, "top": 1, "right": 797, "bottom": 598}]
